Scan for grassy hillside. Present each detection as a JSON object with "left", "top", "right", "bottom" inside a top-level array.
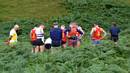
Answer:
[
  {"left": 0, "top": 0, "right": 67, "bottom": 21},
  {"left": 0, "top": 0, "right": 130, "bottom": 73}
]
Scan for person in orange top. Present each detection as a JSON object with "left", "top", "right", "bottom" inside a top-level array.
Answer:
[
  {"left": 66, "top": 22, "right": 83, "bottom": 47},
  {"left": 30, "top": 25, "right": 45, "bottom": 53},
  {"left": 90, "top": 24, "right": 106, "bottom": 45},
  {"left": 30, "top": 27, "right": 37, "bottom": 53},
  {"left": 61, "top": 25, "right": 67, "bottom": 48}
]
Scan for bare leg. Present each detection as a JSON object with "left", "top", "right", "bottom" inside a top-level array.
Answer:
[
  {"left": 40, "top": 45, "right": 44, "bottom": 52},
  {"left": 62, "top": 44, "right": 66, "bottom": 48},
  {"left": 115, "top": 42, "right": 118, "bottom": 45},
  {"left": 32, "top": 46, "right": 36, "bottom": 53},
  {"left": 35, "top": 46, "right": 40, "bottom": 53},
  {"left": 74, "top": 40, "right": 78, "bottom": 48},
  {"left": 77, "top": 41, "right": 81, "bottom": 47},
  {"left": 32, "top": 47, "right": 35, "bottom": 53}
]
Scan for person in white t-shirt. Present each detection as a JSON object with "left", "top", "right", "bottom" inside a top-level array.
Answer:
[{"left": 35, "top": 25, "right": 45, "bottom": 53}]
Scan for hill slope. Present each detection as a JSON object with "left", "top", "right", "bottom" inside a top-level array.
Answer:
[
  {"left": 0, "top": 0, "right": 130, "bottom": 73},
  {"left": 0, "top": 0, "right": 67, "bottom": 21}
]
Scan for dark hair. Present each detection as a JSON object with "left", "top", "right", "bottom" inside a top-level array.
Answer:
[
  {"left": 112, "top": 22, "right": 117, "bottom": 26},
  {"left": 113, "top": 24, "right": 117, "bottom": 26}
]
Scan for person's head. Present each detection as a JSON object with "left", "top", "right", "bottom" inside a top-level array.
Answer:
[
  {"left": 34, "top": 27, "right": 37, "bottom": 29},
  {"left": 14, "top": 24, "right": 20, "bottom": 30},
  {"left": 70, "top": 22, "right": 78, "bottom": 28},
  {"left": 53, "top": 22, "right": 58, "bottom": 28},
  {"left": 39, "top": 24, "right": 45, "bottom": 29},
  {"left": 93, "top": 23, "right": 99, "bottom": 27},
  {"left": 61, "top": 25, "right": 65, "bottom": 30},
  {"left": 112, "top": 22, "right": 117, "bottom": 27}
]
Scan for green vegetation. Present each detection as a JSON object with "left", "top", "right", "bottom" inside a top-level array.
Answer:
[
  {"left": 0, "top": 0, "right": 67, "bottom": 21},
  {"left": 0, "top": 0, "right": 130, "bottom": 73}
]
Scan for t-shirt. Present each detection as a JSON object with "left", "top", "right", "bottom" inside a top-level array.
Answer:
[
  {"left": 91, "top": 27, "right": 104, "bottom": 40},
  {"left": 50, "top": 27, "right": 62, "bottom": 46},
  {"left": 110, "top": 26, "right": 120, "bottom": 36},
  {"left": 50, "top": 28, "right": 62, "bottom": 41},
  {"left": 35, "top": 27, "right": 44, "bottom": 42},
  {"left": 9, "top": 29, "right": 17, "bottom": 43}
]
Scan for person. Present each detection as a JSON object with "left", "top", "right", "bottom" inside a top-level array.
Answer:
[
  {"left": 109, "top": 22, "right": 120, "bottom": 45},
  {"left": 35, "top": 25, "right": 45, "bottom": 53},
  {"left": 66, "top": 22, "right": 83, "bottom": 47},
  {"left": 44, "top": 37, "right": 52, "bottom": 49},
  {"left": 90, "top": 24, "right": 107, "bottom": 45},
  {"left": 77, "top": 26, "right": 84, "bottom": 47},
  {"left": 30, "top": 27, "right": 37, "bottom": 53},
  {"left": 61, "top": 25, "right": 67, "bottom": 48},
  {"left": 50, "top": 22, "right": 62, "bottom": 47},
  {"left": 7, "top": 24, "right": 20, "bottom": 47}
]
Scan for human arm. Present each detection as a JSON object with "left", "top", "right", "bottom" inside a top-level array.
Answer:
[
  {"left": 102, "top": 28, "right": 107, "bottom": 39},
  {"left": 90, "top": 28, "right": 94, "bottom": 37}
]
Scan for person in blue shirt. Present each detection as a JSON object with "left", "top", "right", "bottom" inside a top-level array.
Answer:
[
  {"left": 50, "top": 22, "right": 62, "bottom": 47},
  {"left": 109, "top": 22, "right": 121, "bottom": 44}
]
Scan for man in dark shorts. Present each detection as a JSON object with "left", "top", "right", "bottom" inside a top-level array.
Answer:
[
  {"left": 109, "top": 22, "right": 121, "bottom": 44},
  {"left": 50, "top": 22, "right": 62, "bottom": 47},
  {"left": 35, "top": 25, "right": 45, "bottom": 52},
  {"left": 30, "top": 25, "right": 45, "bottom": 53}
]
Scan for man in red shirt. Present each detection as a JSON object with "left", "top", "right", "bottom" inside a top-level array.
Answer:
[{"left": 90, "top": 24, "right": 107, "bottom": 45}]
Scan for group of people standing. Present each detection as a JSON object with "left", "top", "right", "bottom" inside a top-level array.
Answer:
[
  {"left": 90, "top": 22, "right": 120, "bottom": 45},
  {"left": 6, "top": 21, "right": 121, "bottom": 53},
  {"left": 30, "top": 22, "right": 84, "bottom": 53}
]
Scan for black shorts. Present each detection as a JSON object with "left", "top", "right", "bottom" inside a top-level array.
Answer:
[
  {"left": 111, "top": 35, "right": 119, "bottom": 42},
  {"left": 52, "top": 41, "right": 61, "bottom": 47},
  {"left": 32, "top": 39, "right": 44, "bottom": 46},
  {"left": 45, "top": 44, "right": 51, "bottom": 49},
  {"left": 31, "top": 40, "right": 37, "bottom": 46}
]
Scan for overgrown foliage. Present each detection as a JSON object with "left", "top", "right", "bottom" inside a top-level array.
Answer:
[{"left": 0, "top": 0, "right": 130, "bottom": 73}]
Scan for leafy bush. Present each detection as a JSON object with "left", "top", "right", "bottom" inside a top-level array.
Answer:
[{"left": 0, "top": 0, "right": 130, "bottom": 73}]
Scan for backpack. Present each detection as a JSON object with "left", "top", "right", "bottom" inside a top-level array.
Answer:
[
  {"left": 68, "top": 27, "right": 78, "bottom": 37},
  {"left": 92, "top": 27, "right": 102, "bottom": 39},
  {"left": 30, "top": 29, "right": 37, "bottom": 41}
]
